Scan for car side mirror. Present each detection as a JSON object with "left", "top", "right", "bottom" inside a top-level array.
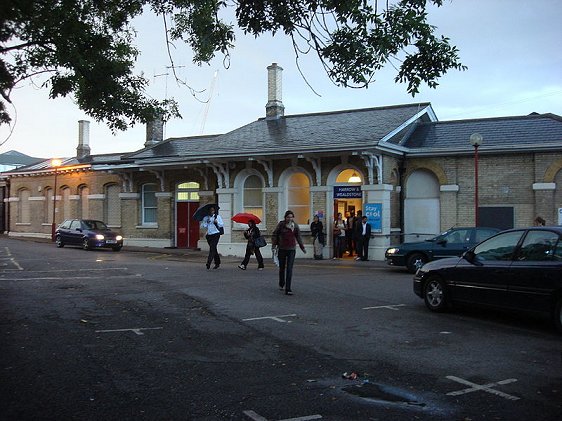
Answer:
[
  {"left": 75, "top": 228, "right": 82, "bottom": 232},
  {"left": 463, "top": 250, "right": 474, "bottom": 262},
  {"left": 436, "top": 239, "right": 447, "bottom": 245}
]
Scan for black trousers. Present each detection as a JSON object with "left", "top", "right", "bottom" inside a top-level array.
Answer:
[
  {"left": 357, "top": 236, "right": 370, "bottom": 260},
  {"left": 206, "top": 233, "right": 221, "bottom": 267},
  {"left": 278, "top": 249, "right": 296, "bottom": 292},
  {"left": 241, "top": 243, "right": 264, "bottom": 268}
]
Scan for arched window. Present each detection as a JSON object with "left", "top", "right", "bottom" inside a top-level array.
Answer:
[
  {"left": 79, "top": 186, "right": 89, "bottom": 219},
  {"left": 61, "top": 187, "right": 71, "bottom": 221},
  {"left": 243, "top": 175, "right": 264, "bottom": 219},
  {"left": 176, "top": 182, "right": 200, "bottom": 201},
  {"left": 287, "top": 172, "right": 310, "bottom": 225},
  {"left": 142, "top": 183, "right": 157, "bottom": 224},
  {"left": 104, "top": 184, "right": 121, "bottom": 226},
  {"left": 17, "top": 189, "right": 30, "bottom": 223},
  {"left": 44, "top": 188, "right": 53, "bottom": 223}
]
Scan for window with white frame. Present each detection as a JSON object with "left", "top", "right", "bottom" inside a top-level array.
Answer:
[
  {"left": 176, "top": 182, "right": 200, "bottom": 201},
  {"left": 18, "top": 189, "right": 30, "bottom": 223},
  {"left": 142, "top": 183, "right": 157, "bottom": 224},
  {"left": 104, "top": 184, "right": 121, "bottom": 226},
  {"left": 287, "top": 172, "right": 310, "bottom": 225},
  {"left": 243, "top": 175, "right": 264, "bottom": 220}
]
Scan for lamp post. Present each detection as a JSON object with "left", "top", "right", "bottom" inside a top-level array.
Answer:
[
  {"left": 469, "top": 133, "right": 483, "bottom": 226},
  {"left": 51, "top": 159, "right": 62, "bottom": 241}
]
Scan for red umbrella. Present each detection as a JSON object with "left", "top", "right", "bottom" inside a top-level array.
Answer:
[{"left": 231, "top": 212, "right": 261, "bottom": 224}]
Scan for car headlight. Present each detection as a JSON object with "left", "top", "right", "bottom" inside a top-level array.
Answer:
[
  {"left": 116, "top": 235, "right": 123, "bottom": 241},
  {"left": 386, "top": 248, "right": 399, "bottom": 255},
  {"left": 95, "top": 234, "right": 105, "bottom": 240}
]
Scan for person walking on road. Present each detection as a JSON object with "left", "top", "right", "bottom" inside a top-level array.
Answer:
[
  {"left": 238, "top": 219, "right": 264, "bottom": 270},
  {"left": 201, "top": 206, "right": 223, "bottom": 269},
  {"left": 272, "top": 210, "right": 306, "bottom": 295}
]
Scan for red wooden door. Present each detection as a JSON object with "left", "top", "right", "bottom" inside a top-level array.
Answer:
[{"left": 177, "top": 202, "right": 200, "bottom": 248}]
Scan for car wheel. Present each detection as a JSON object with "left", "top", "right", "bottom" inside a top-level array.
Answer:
[
  {"left": 554, "top": 297, "right": 562, "bottom": 333},
  {"left": 407, "top": 253, "right": 427, "bottom": 273},
  {"left": 424, "top": 275, "right": 449, "bottom": 312},
  {"left": 82, "top": 238, "right": 90, "bottom": 250},
  {"left": 55, "top": 235, "right": 64, "bottom": 248},
  {"left": 112, "top": 246, "right": 122, "bottom": 252}
]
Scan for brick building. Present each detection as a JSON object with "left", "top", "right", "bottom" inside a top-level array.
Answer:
[{"left": 2, "top": 64, "right": 562, "bottom": 260}]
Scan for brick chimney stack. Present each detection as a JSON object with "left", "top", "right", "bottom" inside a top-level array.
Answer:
[
  {"left": 145, "top": 116, "right": 164, "bottom": 148},
  {"left": 265, "top": 63, "right": 285, "bottom": 120},
  {"left": 76, "top": 120, "right": 91, "bottom": 159}
]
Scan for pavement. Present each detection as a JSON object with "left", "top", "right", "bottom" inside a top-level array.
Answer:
[{"left": 3, "top": 234, "right": 390, "bottom": 268}]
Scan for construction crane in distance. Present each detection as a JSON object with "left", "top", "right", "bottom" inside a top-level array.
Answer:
[{"left": 200, "top": 70, "right": 219, "bottom": 134}]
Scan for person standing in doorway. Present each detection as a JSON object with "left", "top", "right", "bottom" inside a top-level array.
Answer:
[
  {"left": 238, "top": 219, "right": 264, "bottom": 270},
  {"left": 352, "top": 210, "right": 363, "bottom": 260},
  {"left": 356, "top": 215, "right": 372, "bottom": 261},
  {"left": 201, "top": 206, "right": 223, "bottom": 269},
  {"left": 272, "top": 210, "right": 306, "bottom": 295},
  {"left": 333, "top": 212, "right": 346, "bottom": 259},
  {"left": 310, "top": 215, "right": 324, "bottom": 260}
]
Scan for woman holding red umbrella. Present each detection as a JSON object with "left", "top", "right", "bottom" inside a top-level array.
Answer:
[{"left": 238, "top": 219, "right": 264, "bottom": 270}]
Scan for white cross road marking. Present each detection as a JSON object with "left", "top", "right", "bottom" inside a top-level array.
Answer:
[
  {"left": 242, "top": 314, "right": 297, "bottom": 323},
  {"left": 243, "top": 410, "right": 322, "bottom": 421},
  {"left": 446, "top": 376, "right": 520, "bottom": 400},
  {"left": 95, "top": 327, "right": 163, "bottom": 336},
  {"left": 362, "top": 304, "right": 405, "bottom": 311}
]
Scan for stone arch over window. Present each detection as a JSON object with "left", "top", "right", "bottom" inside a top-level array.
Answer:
[
  {"left": 404, "top": 169, "right": 440, "bottom": 241},
  {"left": 141, "top": 183, "right": 157, "bottom": 224},
  {"left": 78, "top": 184, "right": 89, "bottom": 219},
  {"left": 278, "top": 167, "right": 312, "bottom": 225},
  {"left": 104, "top": 183, "right": 121, "bottom": 226},
  {"left": 233, "top": 169, "right": 265, "bottom": 223},
  {"left": 544, "top": 158, "right": 562, "bottom": 183},
  {"left": 176, "top": 181, "right": 200, "bottom": 202},
  {"left": 17, "top": 188, "right": 31, "bottom": 223},
  {"left": 406, "top": 162, "right": 447, "bottom": 185},
  {"left": 327, "top": 164, "right": 364, "bottom": 186}
]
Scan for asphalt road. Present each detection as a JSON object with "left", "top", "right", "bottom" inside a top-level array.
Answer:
[{"left": 1, "top": 237, "right": 561, "bottom": 421}]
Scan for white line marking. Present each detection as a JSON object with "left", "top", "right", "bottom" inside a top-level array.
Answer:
[
  {"left": 95, "top": 327, "right": 163, "bottom": 336},
  {"left": 446, "top": 376, "right": 519, "bottom": 400},
  {"left": 3, "top": 274, "right": 141, "bottom": 281},
  {"left": 362, "top": 304, "right": 405, "bottom": 310},
  {"left": 242, "top": 314, "right": 297, "bottom": 323},
  {"left": 243, "top": 410, "right": 322, "bottom": 421}
]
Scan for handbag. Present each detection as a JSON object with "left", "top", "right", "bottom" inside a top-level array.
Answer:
[
  {"left": 218, "top": 226, "right": 224, "bottom": 235},
  {"left": 254, "top": 235, "right": 267, "bottom": 248}
]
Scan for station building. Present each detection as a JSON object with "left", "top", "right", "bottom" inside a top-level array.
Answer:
[{"left": 2, "top": 64, "right": 562, "bottom": 260}]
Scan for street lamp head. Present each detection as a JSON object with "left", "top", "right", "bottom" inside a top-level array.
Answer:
[
  {"left": 469, "top": 133, "right": 483, "bottom": 147},
  {"left": 51, "top": 158, "right": 62, "bottom": 167}
]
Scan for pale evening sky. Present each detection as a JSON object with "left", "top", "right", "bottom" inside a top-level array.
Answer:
[{"left": 1, "top": 0, "right": 561, "bottom": 159}]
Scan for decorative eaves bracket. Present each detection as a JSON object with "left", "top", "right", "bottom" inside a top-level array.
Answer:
[
  {"left": 195, "top": 168, "right": 209, "bottom": 190},
  {"left": 148, "top": 170, "right": 165, "bottom": 192},
  {"left": 361, "top": 152, "right": 382, "bottom": 185},
  {"left": 257, "top": 159, "right": 273, "bottom": 187},
  {"left": 207, "top": 162, "right": 229, "bottom": 189},
  {"left": 119, "top": 172, "right": 134, "bottom": 193},
  {"left": 305, "top": 157, "right": 321, "bottom": 186}
]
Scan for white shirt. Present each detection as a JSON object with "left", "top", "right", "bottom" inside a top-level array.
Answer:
[{"left": 202, "top": 214, "right": 224, "bottom": 235}]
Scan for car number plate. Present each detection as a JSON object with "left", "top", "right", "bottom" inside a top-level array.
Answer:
[{"left": 106, "top": 240, "right": 117, "bottom": 244}]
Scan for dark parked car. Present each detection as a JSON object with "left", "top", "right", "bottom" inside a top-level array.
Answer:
[
  {"left": 413, "top": 227, "right": 562, "bottom": 332},
  {"left": 385, "top": 227, "right": 500, "bottom": 273},
  {"left": 55, "top": 219, "right": 123, "bottom": 251}
]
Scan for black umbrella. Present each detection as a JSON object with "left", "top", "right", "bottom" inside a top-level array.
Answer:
[{"left": 193, "top": 203, "right": 219, "bottom": 221}]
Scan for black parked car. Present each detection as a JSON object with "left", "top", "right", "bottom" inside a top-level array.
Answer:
[
  {"left": 413, "top": 226, "right": 562, "bottom": 332},
  {"left": 55, "top": 219, "right": 123, "bottom": 251},
  {"left": 385, "top": 227, "right": 500, "bottom": 273}
]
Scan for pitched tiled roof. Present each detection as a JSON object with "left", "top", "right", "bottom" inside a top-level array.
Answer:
[
  {"left": 403, "top": 113, "right": 562, "bottom": 152},
  {"left": 125, "top": 103, "right": 432, "bottom": 161}
]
